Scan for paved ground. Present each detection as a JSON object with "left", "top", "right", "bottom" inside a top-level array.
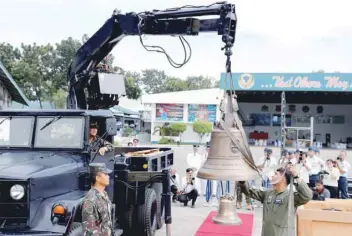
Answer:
[
  {"left": 155, "top": 197, "right": 263, "bottom": 236},
  {"left": 151, "top": 145, "right": 263, "bottom": 236}
]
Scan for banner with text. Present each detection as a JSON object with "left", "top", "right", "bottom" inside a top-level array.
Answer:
[
  {"left": 156, "top": 103, "right": 184, "bottom": 121},
  {"left": 219, "top": 73, "right": 352, "bottom": 92},
  {"left": 188, "top": 104, "right": 217, "bottom": 122}
]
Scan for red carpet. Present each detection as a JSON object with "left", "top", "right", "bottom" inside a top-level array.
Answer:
[{"left": 195, "top": 211, "right": 254, "bottom": 236}]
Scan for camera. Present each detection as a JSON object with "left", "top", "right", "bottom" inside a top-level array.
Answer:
[
  {"left": 337, "top": 157, "right": 341, "bottom": 161},
  {"left": 172, "top": 175, "right": 176, "bottom": 179},
  {"left": 192, "top": 177, "right": 195, "bottom": 181},
  {"left": 319, "top": 170, "right": 329, "bottom": 175}
]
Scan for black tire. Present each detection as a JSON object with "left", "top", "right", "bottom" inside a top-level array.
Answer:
[
  {"left": 153, "top": 183, "right": 165, "bottom": 229},
  {"left": 124, "top": 206, "right": 134, "bottom": 229},
  {"left": 138, "top": 188, "right": 158, "bottom": 236},
  {"left": 66, "top": 222, "right": 83, "bottom": 236}
]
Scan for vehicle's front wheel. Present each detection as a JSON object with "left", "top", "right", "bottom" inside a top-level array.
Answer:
[{"left": 66, "top": 222, "right": 83, "bottom": 236}]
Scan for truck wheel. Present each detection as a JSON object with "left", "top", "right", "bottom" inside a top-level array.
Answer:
[
  {"left": 125, "top": 206, "right": 134, "bottom": 229},
  {"left": 66, "top": 222, "right": 83, "bottom": 236},
  {"left": 138, "top": 188, "right": 158, "bottom": 236},
  {"left": 153, "top": 183, "right": 165, "bottom": 229}
]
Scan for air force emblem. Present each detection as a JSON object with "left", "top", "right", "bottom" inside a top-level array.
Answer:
[{"left": 238, "top": 73, "right": 255, "bottom": 90}]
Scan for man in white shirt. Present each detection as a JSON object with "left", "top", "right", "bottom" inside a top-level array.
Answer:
[
  {"left": 336, "top": 150, "right": 351, "bottom": 199},
  {"left": 296, "top": 151, "right": 312, "bottom": 185},
  {"left": 307, "top": 147, "right": 325, "bottom": 188},
  {"left": 170, "top": 168, "right": 181, "bottom": 203},
  {"left": 281, "top": 150, "right": 297, "bottom": 165},
  {"left": 257, "top": 148, "right": 277, "bottom": 189},
  {"left": 186, "top": 145, "right": 204, "bottom": 194},
  {"left": 323, "top": 159, "right": 340, "bottom": 198},
  {"left": 179, "top": 168, "right": 198, "bottom": 208}
]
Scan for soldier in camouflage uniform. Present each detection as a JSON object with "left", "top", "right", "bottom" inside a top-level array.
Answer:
[
  {"left": 82, "top": 163, "right": 114, "bottom": 236},
  {"left": 89, "top": 122, "right": 114, "bottom": 155}
]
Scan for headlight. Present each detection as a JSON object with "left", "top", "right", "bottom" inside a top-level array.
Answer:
[{"left": 10, "top": 184, "right": 25, "bottom": 200}]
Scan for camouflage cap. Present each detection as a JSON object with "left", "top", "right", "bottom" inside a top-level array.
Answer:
[
  {"left": 89, "top": 163, "right": 112, "bottom": 174},
  {"left": 90, "top": 121, "right": 99, "bottom": 129}
]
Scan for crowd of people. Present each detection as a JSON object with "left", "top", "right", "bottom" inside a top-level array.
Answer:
[
  {"left": 170, "top": 145, "right": 351, "bottom": 210},
  {"left": 277, "top": 147, "right": 351, "bottom": 200}
]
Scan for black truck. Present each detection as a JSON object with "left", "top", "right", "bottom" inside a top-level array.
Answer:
[
  {"left": 0, "top": 109, "right": 173, "bottom": 236},
  {"left": 0, "top": 2, "right": 237, "bottom": 235}
]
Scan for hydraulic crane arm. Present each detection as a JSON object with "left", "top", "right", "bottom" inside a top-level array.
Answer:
[{"left": 66, "top": 1, "right": 237, "bottom": 110}]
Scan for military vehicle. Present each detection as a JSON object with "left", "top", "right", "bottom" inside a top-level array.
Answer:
[{"left": 0, "top": 1, "right": 237, "bottom": 235}]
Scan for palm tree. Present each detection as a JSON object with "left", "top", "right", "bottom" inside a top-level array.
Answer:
[{"left": 153, "top": 122, "right": 171, "bottom": 138}]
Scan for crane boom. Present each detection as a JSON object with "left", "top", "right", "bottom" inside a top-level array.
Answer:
[{"left": 66, "top": 1, "right": 237, "bottom": 110}]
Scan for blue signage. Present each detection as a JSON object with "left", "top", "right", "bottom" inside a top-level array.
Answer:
[{"left": 219, "top": 73, "right": 352, "bottom": 92}]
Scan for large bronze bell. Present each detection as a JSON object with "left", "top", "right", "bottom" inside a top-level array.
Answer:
[
  {"left": 196, "top": 127, "right": 258, "bottom": 181},
  {"left": 212, "top": 194, "right": 242, "bottom": 225},
  {"left": 196, "top": 92, "right": 259, "bottom": 225}
]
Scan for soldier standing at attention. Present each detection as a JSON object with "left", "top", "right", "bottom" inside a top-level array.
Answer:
[
  {"left": 82, "top": 163, "right": 114, "bottom": 236},
  {"left": 89, "top": 122, "right": 114, "bottom": 156}
]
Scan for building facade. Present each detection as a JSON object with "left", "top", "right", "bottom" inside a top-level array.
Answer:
[
  {"left": 142, "top": 88, "right": 223, "bottom": 144},
  {"left": 220, "top": 72, "right": 352, "bottom": 149}
]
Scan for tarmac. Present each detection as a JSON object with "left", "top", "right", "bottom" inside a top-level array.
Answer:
[
  {"left": 155, "top": 197, "right": 263, "bottom": 236},
  {"left": 152, "top": 145, "right": 264, "bottom": 236}
]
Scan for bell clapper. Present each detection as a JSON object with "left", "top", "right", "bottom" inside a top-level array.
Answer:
[{"left": 212, "top": 193, "right": 242, "bottom": 225}]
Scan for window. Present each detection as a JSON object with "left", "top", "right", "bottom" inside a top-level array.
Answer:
[
  {"left": 34, "top": 117, "right": 85, "bottom": 149},
  {"left": 0, "top": 116, "right": 34, "bottom": 147}
]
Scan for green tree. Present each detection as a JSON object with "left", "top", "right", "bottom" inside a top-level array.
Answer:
[
  {"left": 1, "top": 35, "right": 143, "bottom": 105},
  {"left": 164, "top": 77, "right": 188, "bottom": 92},
  {"left": 125, "top": 76, "right": 142, "bottom": 99},
  {"left": 10, "top": 43, "right": 57, "bottom": 107},
  {"left": 192, "top": 120, "right": 212, "bottom": 143},
  {"left": 141, "top": 69, "right": 168, "bottom": 94},
  {"left": 213, "top": 79, "right": 220, "bottom": 88},
  {"left": 52, "top": 89, "right": 67, "bottom": 108},
  {"left": 170, "top": 122, "right": 187, "bottom": 141},
  {"left": 153, "top": 122, "right": 171, "bottom": 137},
  {"left": 53, "top": 37, "right": 83, "bottom": 90},
  {"left": 186, "top": 75, "right": 217, "bottom": 90},
  {"left": 125, "top": 71, "right": 142, "bottom": 86},
  {"left": 0, "top": 43, "right": 21, "bottom": 70}
]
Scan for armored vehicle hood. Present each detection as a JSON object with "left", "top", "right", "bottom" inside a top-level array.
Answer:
[{"left": 0, "top": 151, "right": 82, "bottom": 179}]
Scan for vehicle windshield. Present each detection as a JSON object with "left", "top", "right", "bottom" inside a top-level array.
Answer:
[
  {"left": 34, "top": 116, "right": 85, "bottom": 148},
  {"left": 0, "top": 116, "right": 34, "bottom": 147}
]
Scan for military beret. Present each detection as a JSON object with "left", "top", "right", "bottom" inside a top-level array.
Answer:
[
  {"left": 89, "top": 163, "right": 112, "bottom": 174},
  {"left": 308, "top": 147, "right": 315, "bottom": 151}
]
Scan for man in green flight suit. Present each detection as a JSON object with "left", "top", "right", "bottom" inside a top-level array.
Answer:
[
  {"left": 82, "top": 163, "right": 114, "bottom": 236},
  {"left": 239, "top": 165, "right": 312, "bottom": 236}
]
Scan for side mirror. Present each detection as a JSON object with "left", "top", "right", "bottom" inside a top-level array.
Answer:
[{"left": 106, "top": 117, "right": 118, "bottom": 136}]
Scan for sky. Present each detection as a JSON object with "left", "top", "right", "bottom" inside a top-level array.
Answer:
[{"left": 1, "top": 0, "right": 352, "bottom": 80}]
